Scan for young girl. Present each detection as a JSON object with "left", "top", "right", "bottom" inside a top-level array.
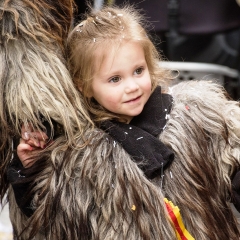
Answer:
[
  {"left": 66, "top": 4, "right": 175, "bottom": 180},
  {"left": 15, "top": 4, "right": 240, "bottom": 240}
]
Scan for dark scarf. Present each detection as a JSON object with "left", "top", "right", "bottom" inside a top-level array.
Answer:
[{"left": 100, "top": 86, "right": 174, "bottom": 179}]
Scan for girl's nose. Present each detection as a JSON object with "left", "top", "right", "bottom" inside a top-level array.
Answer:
[{"left": 125, "top": 79, "right": 139, "bottom": 93}]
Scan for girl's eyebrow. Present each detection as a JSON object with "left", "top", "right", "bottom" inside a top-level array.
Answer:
[
  {"left": 100, "top": 69, "right": 121, "bottom": 78},
  {"left": 134, "top": 60, "right": 147, "bottom": 67}
]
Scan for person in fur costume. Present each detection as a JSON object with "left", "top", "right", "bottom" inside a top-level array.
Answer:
[
  {"left": 3, "top": 2, "right": 240, "bottom": 240},
  {"left": 0, "top": 1, "right": 178, "bottom": 240}
]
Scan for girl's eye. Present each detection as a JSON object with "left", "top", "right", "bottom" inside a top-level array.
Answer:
[
  {"left": 134, "top": 67, "right": 144, "bottom": 75},
  {"left": 109, "top": 76, "right": 121, "bottom": 83}
]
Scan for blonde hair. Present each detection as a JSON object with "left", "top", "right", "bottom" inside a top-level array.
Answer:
[{"left": 67, "top": 5, "right": 172, "bottom": 122}]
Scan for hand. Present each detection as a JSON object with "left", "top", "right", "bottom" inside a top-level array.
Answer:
[
  {"left": 17, "top": 123, "right": 50, "bottom": 168},
  {"left": 17, "top": 138, "right": 39, "bottom": 168},
  {"left": 21, "top": 124, "right": 49, "bottom": 149}
]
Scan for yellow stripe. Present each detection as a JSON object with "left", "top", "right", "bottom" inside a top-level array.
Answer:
[
  {"left": 172, "top": 206, "right": 194, "bottom": 240},
  {"left": 164, "top": 198, "right": 195, "bottom": 240}
]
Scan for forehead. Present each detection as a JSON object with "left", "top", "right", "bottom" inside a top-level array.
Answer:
[{"left": 93, "top": 40, "right": 145, "bottom": 74}]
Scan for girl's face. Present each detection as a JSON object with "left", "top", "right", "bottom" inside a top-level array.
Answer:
[{"left": 90, "top": 41, "right": 152, "bottom": 122}]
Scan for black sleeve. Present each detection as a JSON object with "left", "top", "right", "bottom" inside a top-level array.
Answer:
[
  {"left": 7, "top": 151, "right": 34, "bottom": 217},
  {"left": 7, "top": 119, "right": 63, "bottom": 217}
]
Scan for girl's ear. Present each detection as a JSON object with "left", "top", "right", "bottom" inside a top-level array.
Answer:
[
  {"left": 86, "top": 90, "right": 93, "bottom": 98},
  {"left": 78, "top": 85, "right": 83, "bottom": 92},
  {"left": 75, "top": 78, "right": 83, "bottom": 92},
  {"left": 78, "top": 85, "right": 93, "bottom": 98}
]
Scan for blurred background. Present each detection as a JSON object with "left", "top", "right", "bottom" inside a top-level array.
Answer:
[{"left": 0, "top": 203, "right": 13, "bottom": 240}]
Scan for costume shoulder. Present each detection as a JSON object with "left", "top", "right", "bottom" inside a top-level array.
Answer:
[{"left": 161, "top": 80, "right": 240, "bottom": 239}]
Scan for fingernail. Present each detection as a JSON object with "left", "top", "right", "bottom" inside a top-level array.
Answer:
[
  {"left": 24, "top": 132, "right": 29, "bottom": 140},
  {"left": 35, "top": 141, "right": 40, "bottom": 147}
]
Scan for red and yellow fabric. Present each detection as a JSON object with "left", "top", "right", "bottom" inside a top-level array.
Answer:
[{"left": 164, "top": 198, "right": 195, "bottom": 240}]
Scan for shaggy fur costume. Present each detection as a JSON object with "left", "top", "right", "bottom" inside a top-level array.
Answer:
[
  {"left": 1, "top": 1, "right": 240, "bottom": 240},
  {"left": 0, "top": 0, "right": 92, "bottom": 194}
]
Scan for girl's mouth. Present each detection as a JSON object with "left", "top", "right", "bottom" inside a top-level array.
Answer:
[{"left": 125, "top": 95, "right": 141, "bottom": 103}]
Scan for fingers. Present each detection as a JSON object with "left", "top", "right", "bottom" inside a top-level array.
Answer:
[
  {"left": 23, "top": 131, "right": 30, "bottom": 140},
  {"left": 29, "top": 131, "right": 48, "bottom": 141},
  {"left": 21, "top": 124, "right": 49, "bottom": 148},
  {"left": 28, "top": 131, "right": 49, "bottom": 148},
  {"left": 21, "top": 124, "right": 33, "bottom": 140},
  {"left": 25, "top": 138, "right": 46, "bottom": 149},
  {"left": 17, "top": 140, "right": 35, "bottom": 168},
  {"left": 17, "top": 141, "right": 33, "bottom": 152},
  {"left": 17, "top": 138, "right": 42, "bottom": 168}
]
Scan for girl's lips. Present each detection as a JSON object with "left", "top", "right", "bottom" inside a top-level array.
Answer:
[{"left": 124, "top": 95, "right": 141, "bottom": 103}]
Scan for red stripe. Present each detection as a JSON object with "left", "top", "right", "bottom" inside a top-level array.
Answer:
[{"left": 165, "top": 202, "right": 188, "bottom": 240}]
